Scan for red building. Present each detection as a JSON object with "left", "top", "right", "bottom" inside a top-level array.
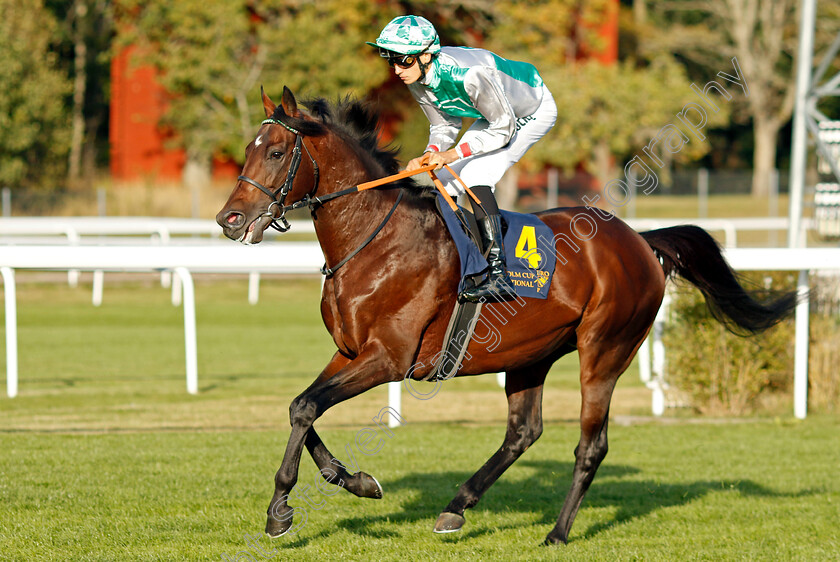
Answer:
[
  {"left": 110, "top": 46, "right": 239, "bottom": 182},
  {"left": 110, "top": 46, "right": 186, "bottom": 181}
]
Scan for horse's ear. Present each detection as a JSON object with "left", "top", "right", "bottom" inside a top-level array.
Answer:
[
  {"left": 261, "top": 86, "right": 276, "bottom": 118},
  {"left": 281, "top": 86, "right": 299, "bottom": 117}
]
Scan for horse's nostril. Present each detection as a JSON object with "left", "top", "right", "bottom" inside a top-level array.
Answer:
[{"left": 221, "top": 211, "right": 244, "bottom": 229}]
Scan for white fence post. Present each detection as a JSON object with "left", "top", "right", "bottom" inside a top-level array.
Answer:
[
  {"left": 387, "top": 381, "right": 401, "bottom": 428},
  {"left": 92, "top": 270, "right": 104, "bottom": 306},
  {"left": 645, "top": 291, "right": 670, "bottom": 416},
  {"left": 638, "top": 337, "right": 652, "bottom": 383},
  {"left": 171, "top": 273, "right": 182, "bottom": 306},
  {"left": 1, "top": 267, "right": 18, "bottom": 398},
  {"left": 248, "top": 272, "right": 260, "bottom": 305},
  {"left": 174, "top": 267, "right": 198, "bottom": 395},
  {"left": 66, "top": 229, "right": 80, "bottom": 288},
  {"left": 794, "top": 270, "right": 810, "bottom": 419}
]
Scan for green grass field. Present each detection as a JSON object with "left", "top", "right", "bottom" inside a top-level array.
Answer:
[{"left": 1, "top": 277, "right": 838, "bottom": 561}]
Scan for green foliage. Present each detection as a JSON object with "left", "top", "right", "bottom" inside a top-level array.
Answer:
[
  {"left": 484, "top": 3, "right": 722, "bottom": 178},
  {"left": 254, "top": 0, "right": 388, "bottom": 99},
  {"left": 114, "top": 0, "right": 388, "bottom": 161},
  {"left": 488, "top": 0, "right": 610, "bottom": 66},
  {"left": 808, "top": 277, "right": 840, "bottom": 414},
  {"left": 111, "top": 0, "right": 721, "bottom": 177},
  {"left": 530, "top": 56, "right": 726, "bottom": 174},
  {"left": 0, "top": 0, "right": 72, "bottom": 188},
  {"left": 665, "top": 271, "right": 840, "bottom": 417},
  {"left": 664, "top": 275, "right": 795, "bottom": 415}
]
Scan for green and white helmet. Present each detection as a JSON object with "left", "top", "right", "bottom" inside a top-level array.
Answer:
[{"left": 366, "top": 15, "right": 440, "bottom": 55}]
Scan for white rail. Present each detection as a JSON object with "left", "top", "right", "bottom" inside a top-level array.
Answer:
[
  {"left": 625, "top": 217, "right": 814, "bottom": 248},
  {"left": 0, "top": 217, "right": 315, "bottom": 240},
  {"left": 0, "top": 218, "right": 315, "bottom": 298},
  {"left": 0, "top": 216, "right": 801, "bottom": 247},
  {"left": 2, "top": 239, "right": 837, "bottom": 422},
  {"left": 1, "top": 243, "right": 323, "bottom": 398}
]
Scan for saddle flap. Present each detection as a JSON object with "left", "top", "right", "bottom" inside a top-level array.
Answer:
[{"left": 435, "top": 193, "right": 556, "bottom": 300}]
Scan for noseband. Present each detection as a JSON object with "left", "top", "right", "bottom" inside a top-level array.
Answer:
[{"left": 237, "top": 118, "right": 320, "bottom": 232}]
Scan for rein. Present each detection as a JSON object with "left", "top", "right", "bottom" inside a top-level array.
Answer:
[{"left": 238, "top": 117, "right": 466, "bottom": 277}]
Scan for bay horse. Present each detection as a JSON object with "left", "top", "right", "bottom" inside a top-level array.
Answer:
[{"left": 216, "top": 87, "right": 796, "bottom": 545}]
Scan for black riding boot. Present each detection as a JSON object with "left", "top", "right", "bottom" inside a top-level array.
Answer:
[{"left": 459, "top": 213, "right": 517, "bottom": 303}]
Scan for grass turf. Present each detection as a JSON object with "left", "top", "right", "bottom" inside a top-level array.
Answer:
[
  {"left": 1, "top": 277, "right": 838, "bottom": 560},
  {"left": 2, "top": 421, "right": 838, "bottom": 561}
]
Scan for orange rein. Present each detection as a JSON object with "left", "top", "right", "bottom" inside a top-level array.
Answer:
[{"left": 355, "top": 163, "right": 483, "bottom": 215}]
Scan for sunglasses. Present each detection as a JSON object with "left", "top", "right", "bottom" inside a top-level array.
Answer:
[{"left": 379, "top": 49, "right": 418, "bottom": 69}]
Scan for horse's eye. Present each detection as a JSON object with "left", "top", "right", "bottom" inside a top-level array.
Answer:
[{"left": 270, "top": 151, "right": 283, "bottom": 160}]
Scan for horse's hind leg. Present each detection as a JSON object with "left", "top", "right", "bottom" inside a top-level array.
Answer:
[
  {"left": 545, "top": 337, "right": 643, "bottom": 545},
  {"left": 433, "top": 359, "right": 551, "bottom": 533}
]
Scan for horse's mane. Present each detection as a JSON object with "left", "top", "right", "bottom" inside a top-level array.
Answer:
[{"left": 270, "top": 97, "right": 432, "bottom": 199}]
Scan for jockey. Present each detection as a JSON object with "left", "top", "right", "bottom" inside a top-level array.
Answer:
[{"left": 367, "top": 15, "right": 557, "bottom": 303}]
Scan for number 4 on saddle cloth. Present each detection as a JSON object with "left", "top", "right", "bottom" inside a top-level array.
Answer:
[
  {"left": 427, "top": 193, "right": 557, "bottom": 381},
  {"left": 435, "top": 193, "right": 556, "bottom": 300}
]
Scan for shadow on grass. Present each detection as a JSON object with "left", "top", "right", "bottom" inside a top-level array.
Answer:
[{"left": 321, "top": 458, "right": 817, "bottom": 544}]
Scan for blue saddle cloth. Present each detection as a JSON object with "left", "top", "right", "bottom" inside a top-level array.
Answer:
[{"left": 436, "top": 193, "right": 556, "bottom": 300}]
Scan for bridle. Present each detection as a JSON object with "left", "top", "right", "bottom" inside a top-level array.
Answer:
[
  {"left": 236, "top": 117, "right": 320, "bottom": 233},
  {"left": 236, "top": 116, "right": 404, "bottom": 277}
]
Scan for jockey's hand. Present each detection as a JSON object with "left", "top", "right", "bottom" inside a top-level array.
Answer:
[
  {"left": 406, "top": 149, "right": 459, "bottom": 172},
  {"left": 406, "top": 153, "right": 430, "bottom": 172},
  {"left": 427, "top": 148, "right": 459, "bottom": 170}
]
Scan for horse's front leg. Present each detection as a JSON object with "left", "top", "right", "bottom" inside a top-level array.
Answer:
[
  {"left": 291, "top": 351, "right": 384, "bottom": 499},
  {"left": 265, "top": 342, "right": 399, "bottom": 537},
  {"left": 304, "top": 428, "right": 384, "bottom": 499}
]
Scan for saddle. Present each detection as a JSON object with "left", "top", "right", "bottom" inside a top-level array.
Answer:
[{"left": 425, "top": 195, "right": 556, "bottom": 381}]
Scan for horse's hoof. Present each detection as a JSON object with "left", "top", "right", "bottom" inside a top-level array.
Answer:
[
  {"left": 433, "top": 512, "right": 465, "bottom": 533},
  {"left": 265, "top": 507, "right": 293, "bottom": 538},
  {"left": 543, "top": 532, "right": 568, "bottom": 545},
  {"left": 350, "top": 471, "right": 383, "bottom": 499}
]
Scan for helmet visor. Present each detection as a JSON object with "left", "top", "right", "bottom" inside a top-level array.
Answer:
[{"left": 379, "top": 48, "right": 418, "bottom": 69}]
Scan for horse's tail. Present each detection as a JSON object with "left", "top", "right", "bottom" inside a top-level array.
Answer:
[{"left": 640, "top": 225, "right": 798, "bottom": 335}]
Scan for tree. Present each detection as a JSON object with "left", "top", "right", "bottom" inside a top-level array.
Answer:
[
  {"left": 114, "top": 0, "right": 388, "bottom": 188},
  {"left": 645, "top": 0, "right": 800, "bottom": 197},
  {"left": 58, "top": 0, "right": 114, "bottom": 184},
  {"left": 531, "top": 55, "right": 724, "bottom": 183},
  {"left": 0, "top": 0, "right": 72, "bottom": 189},
  {"left": 68, "top": 0, "right": 88, "bottom": 183},
  {"left": 484, "top": 1, "right": 724, "bottom": 186}
]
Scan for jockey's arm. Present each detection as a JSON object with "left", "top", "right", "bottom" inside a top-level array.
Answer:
[{"left": 458, "top": 68, "right": 517, "bottom": 156}]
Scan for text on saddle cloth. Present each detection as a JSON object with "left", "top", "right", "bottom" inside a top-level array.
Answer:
[{"left": 435, "top": 193, "right": 556, "bottom": 299}]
